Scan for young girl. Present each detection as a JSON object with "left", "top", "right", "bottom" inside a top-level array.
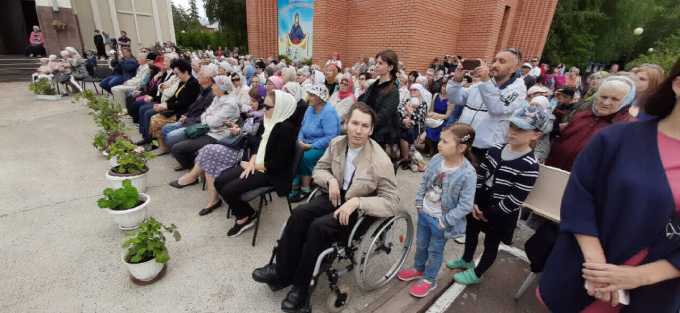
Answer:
[
  {"left": 397, "top": 123, "right": 478, "bottom": 298},
  {"left": 447, "top": 106, "right": 548, "bottom": 285}
]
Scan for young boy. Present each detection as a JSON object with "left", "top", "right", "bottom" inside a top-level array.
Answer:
[{"left": 447, "top": 106, "right": 549, "bottom": 285}]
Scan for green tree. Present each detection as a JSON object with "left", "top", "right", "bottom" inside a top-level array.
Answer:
[
  {"left": 204, "top": 0, "right": 247, "bottom": 50},
  {"left": 172, "top": 3, "right": 200, "bottom": 32},
  {"left": 188, "top": 0, "right": 200, "bottom": 22},
  {"left": 627, "top": 30, "right": 680, "bottom": 72},
  {"left": 543, "top": 0, "right": 678, "bottom": 69}
]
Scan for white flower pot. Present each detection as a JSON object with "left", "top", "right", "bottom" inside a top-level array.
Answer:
[
  {"left": 109, "top": 156, "right": 118, "bottom": 168},
  {"left": 107, "top": 193, "right": 149, "bottom": 230},
  {"left": 36, "top": 94, "right": 62, "bottom": 101},
  {"left": 123, "top": 253, "right": 164, "bottom": 282},
  {"left": 106, "top": 169, "right": 148, "bottom": 193}
]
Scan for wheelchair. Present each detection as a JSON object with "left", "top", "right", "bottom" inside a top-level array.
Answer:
[{"left": 267, "top": 189, "right": 415, "bottom": 312}]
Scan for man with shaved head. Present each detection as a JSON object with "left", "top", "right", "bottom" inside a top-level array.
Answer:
[{"left": 445, "top": 48, "right": 527, "bottom": 160}]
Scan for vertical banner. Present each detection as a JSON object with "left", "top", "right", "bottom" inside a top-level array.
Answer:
[{"left": 278, "top": 0, "right": 314, "bottom": 62}]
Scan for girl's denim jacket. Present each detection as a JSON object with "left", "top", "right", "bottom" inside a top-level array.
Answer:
[{"left": 415, "top": 154, "right": 477, "bottom": 239}]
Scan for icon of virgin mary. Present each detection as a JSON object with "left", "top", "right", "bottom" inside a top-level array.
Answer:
[{"left": 288, "top": 13, "right": 306, "bottom": 45}]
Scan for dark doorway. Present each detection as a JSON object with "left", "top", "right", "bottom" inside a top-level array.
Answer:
[{"left": 0, "top": 0, "right": 38, "bottom": 54}]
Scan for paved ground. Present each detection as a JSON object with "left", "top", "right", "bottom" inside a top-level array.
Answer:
[{"left": 0, "top": 82, "right": 543, "bottom": 313}]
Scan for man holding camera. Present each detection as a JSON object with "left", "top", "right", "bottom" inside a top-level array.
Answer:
[{"left": 445, "top": 48, "right": 527, "bottom": 160}]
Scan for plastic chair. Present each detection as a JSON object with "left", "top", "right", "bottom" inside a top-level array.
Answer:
[{"left": 514, "top": 164, "right": 569, "bottom": 300}]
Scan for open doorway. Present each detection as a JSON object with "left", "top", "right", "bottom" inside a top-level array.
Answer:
[{"left": 0, "top": 0, "right": 38, "bottom": 55}]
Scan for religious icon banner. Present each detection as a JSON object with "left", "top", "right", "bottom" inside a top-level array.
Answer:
[{"left": 278, "top": 0, "right": 314, "bottom": 62}]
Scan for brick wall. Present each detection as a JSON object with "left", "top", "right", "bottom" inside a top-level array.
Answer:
[{"left": 246, "top": 0, "right": 557, "bottom": 72}]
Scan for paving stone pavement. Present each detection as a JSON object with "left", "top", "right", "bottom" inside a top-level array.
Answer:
[{"left": 0, "top": 82, "right": 538, "bottom": 313}]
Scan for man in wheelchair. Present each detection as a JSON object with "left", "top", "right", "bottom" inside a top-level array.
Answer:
[{"left": 252, "top": 102, "right": 400, "bottom": 312}]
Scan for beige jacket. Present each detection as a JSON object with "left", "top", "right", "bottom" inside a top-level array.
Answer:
[{"left": 312, "top": 136, "right": 399, "bottom": 217}]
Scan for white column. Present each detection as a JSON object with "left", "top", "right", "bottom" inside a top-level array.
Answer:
[
  {"left": 89, "top": 0, "right": 103, "bottom": 31},
  {"left": 130, "top": 0, "right": 141, "bottom": 47},
  {"left": 165, "top": 0, "right": 176, "bottom": 43},
  {"left": 151, "top": 0, "right": 163, "bottom": 43},
  {"left": 108, "top": 0, "right": 120, "bottom": 37}
]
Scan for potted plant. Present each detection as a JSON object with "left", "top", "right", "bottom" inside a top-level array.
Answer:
[
  {"left": 29, "top": 78, "right": 60, "bottom": 100},
  {"left": 122, "top": 217, "right": 180, "bottom": 283},
  {"left": 97, "top": 179, "right": 149, "bottom": 230},
  {"left": 106, "top": 138, "right": 154, "bottom": 192}
]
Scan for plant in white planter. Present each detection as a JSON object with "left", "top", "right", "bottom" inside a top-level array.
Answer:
[
  {"left": 29, "top": 78, "right": 60, "bottom": 100},
  {"left": 122, "top": 217, "right": 181, "bottom": 283},
  {"left": 98, "top": 179, "right": 149, "bottom": 230},
  {"left": 106, "top": 138, "right": 154, "bottom": 192}
]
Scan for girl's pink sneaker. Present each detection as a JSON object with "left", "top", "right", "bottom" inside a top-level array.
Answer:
[
  {"left": 397, "top": 268, "right": 423, "bottom": 281},
  {"left": 409, "top": 279, "right": 437, "bottom": 298}
]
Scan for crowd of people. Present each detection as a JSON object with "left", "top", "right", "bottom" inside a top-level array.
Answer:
[{"left": 31, "top": 37, "right": 680, "bottom": 312}]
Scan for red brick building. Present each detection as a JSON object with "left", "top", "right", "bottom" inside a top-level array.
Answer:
[{"left": 246, "top": 0, "right": 558, "bottom": 71}]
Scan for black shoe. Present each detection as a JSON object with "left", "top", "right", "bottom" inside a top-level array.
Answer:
[
  {"left": 173, "top": 165, "right": 186, "bottom": 172},
  {"left": 252, "top": 263, "right": 289, "bottom": 291},
  {"left": 198, "top": 200, "right": 222, "bottom": 216},
  {"left": 289, "top": 190, "right": 310, "bottom": 203},
  {"left": 227, "top": 214, "right": 257, "bottom": 237},
  {"left": 134, "top": 139, "right": 149, "bottom": 146},
  {"left": 168, "top": 179, "right": 199, "bottom": 189},
  {"left": 281, "top": 286, "right": 309, "bottom": 312},
  {"left": 144, "top": 144, "right": 159, "bottom": 152}
]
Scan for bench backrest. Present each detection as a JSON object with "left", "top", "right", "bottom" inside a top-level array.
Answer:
[{"left": 523, "top": 164, "right": 570, "bottom": 223}]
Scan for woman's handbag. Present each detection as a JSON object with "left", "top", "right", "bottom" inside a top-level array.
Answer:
[{"left": 184, "top": 123, "right": 210, "bottom": 138}]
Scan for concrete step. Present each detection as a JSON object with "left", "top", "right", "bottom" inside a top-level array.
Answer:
[{"left": 0, "top": 54, "right": 108, "bottom": 82}]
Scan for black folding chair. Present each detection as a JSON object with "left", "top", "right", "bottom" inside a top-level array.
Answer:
[{"left": 240, "top": 142, "right": 305, "bottom": 246}]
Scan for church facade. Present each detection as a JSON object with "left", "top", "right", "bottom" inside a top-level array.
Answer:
[
  {"left": 246, "top": 0, "right": 559, "bottom": 70},
  {"left": 1, "top": 0, "right": 175, "bottom": 55}
]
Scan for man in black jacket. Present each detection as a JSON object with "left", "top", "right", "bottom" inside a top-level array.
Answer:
[{"left": 137, "top": 59, "right": 201, "bottom": 150}]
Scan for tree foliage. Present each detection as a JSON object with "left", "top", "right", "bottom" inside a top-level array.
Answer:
[
  {"left": 171, "top": 3, "right": 201, "bottom": 32},
  {"left": 543, "top": 0, "right": 679, "bottom": 70},
  {"left": 627, "top": 30, "right": 680, "bottom": 72},
  {"left": 203, "top": 0, "right": 247, "bottom": 50}
]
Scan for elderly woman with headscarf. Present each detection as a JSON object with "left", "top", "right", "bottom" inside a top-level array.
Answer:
[
  {"left": 54, "top": 49, "right": 84, "bottom": 94},
  {"left": 289, "top": 84, "right": 341, "bottom": 203},
  {"left": 216, "top": 90, "right": 306, "bottom": 237},
  {"left": 168, "top": 75, "right": 241, "bottom": 176},
  {"left": 546, "top": 76, "right": 635, "bottom": 171},
  {"left": 230, "top": 72, "right": 251, "bottom": 113},
  {"left": 297, "top": 67, "right": 312, "bottom": 90},
  {"left": 328, "top": 73, "right": 356, "bottom": 120},
  {"left": 266, "top": 75, "right": 284, "bottom": 94},
  {"left": 283, "top": 81, "right": 304, "bottom": 105},
  {"left": 583, "top": 71, "right": 610, "bottom": 102},
  {"left": 173, "top": 87, "right": 268, "bottom": 217},
  {"left": 397, "top": 95, "right": 428, "bottom": 169},
  {"left": 527, "top": 95, "right": 555, "bottom": 163}
]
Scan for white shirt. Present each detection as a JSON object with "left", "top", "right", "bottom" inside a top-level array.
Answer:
[
  {"left": 343, "top": 146, "right": 363, "bottom": 191},
  {"left": 529, "top": 66, "right": 541, "bottom": 78}
]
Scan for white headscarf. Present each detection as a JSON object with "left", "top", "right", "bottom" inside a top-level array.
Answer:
[
  {"left": 283, "top": 81, "right": 304, "bottom": 102},
  {"left": 409, "top": 83, "right": 432, "bottom": 109},
  {"left": 311, "top": 69, "right": 325, "bottom": 85},
  {"left": 256, "top": 90, "right": 297, "bottom": 166}
]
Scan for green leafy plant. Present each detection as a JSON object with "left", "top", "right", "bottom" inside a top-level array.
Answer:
[
  {"left": 93, "top": 130, "right": 129, "bottom": 152},
  {"left": 108, "top": 138, "right": 154, "bottom": 175},
  {"left": 28, "top": 78, "right": 57, "bottom": 95},
  {"left": 97, "top": 180, "right": 142, "bottom": 211},
  {"left": 123, "top": 217, "right": 181, "bottom": 264}
]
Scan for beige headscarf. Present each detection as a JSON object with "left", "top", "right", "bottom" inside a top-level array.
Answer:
[
  {"left": 283, "top": 81, "right": 304, "bottom": 102},
  {"left": 255, "top": 90, "right": 297, "bottom": 167}
]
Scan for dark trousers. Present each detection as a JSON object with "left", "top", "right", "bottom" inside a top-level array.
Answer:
[
  {"left": 171, "top": 135, "right": 216, "bottom": 169},
  {"left": 138, "top": 103, "right": 155, "bottom": 141},
  {"left": 462, "top": 214, "right": 502, "bottom": 277},
  {"left": 127, "top": 97, "right": 145, "bottom": 123},
  {"left": 95, "top": 44, "right": 107, "bottom": 59},
  {"left": 275, "top": 195, "right": 356, "bottom": 290},
  {"left": 214, "top": 166, "right": 272, "bottom": 219}
]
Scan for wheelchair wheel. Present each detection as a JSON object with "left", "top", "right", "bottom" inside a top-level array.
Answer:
[
  {"left": 325, "top": 283, "right": 351, "bottom": 313},
  {"left": 354, "top": 211, "right": 414, "bottom": 291}
]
